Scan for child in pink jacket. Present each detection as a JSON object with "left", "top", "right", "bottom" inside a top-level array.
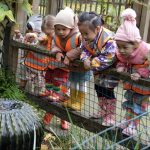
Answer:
[{"left": 115, "top": 8, "right": 150, "bottom": 136}]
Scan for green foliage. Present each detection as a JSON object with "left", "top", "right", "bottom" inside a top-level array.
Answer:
[
  {"left": 0, "top": 69, "right": 26, "bottom": 100},
  {"left": 0, "top": 2, "right": 15, "bottom": 22},
  {"left": 0, "top": 0, "right": 32, "bottom": 23},
  {"left": 22, "top": 0, "right": 32, "bottom": 16}
]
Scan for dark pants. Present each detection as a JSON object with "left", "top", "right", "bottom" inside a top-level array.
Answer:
[{"left": 95, "top": 84, "right": 115, "bottom": 99}]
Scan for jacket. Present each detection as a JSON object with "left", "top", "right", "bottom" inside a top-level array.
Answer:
[
  {"left": 116, "top": 41, "right": 150, "bottom": 95},
  {"left": 80, "top": 27, "right": 116, "bottom": 71}
]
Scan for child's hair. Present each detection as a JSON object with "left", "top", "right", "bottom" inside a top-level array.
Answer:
[
  {"left": 115, "top": 8, "right": 141, "bottom": 42},
  {"left": 26, "top": 15, "right": 42, "bottom": 33},
  {"left": 41, "top": 15, "right": 55, "bottom": 32},
  {"left": 78, "top": 12, "right": 104, "bottom": 31}
]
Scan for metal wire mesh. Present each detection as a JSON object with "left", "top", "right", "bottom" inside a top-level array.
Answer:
[{"left": 11, "top": 40, "right": 150, "bottom": 149}]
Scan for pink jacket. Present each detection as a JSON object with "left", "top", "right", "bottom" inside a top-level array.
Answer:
[{"left": 116, "top": 41, "right": 150, "bottom": 78}]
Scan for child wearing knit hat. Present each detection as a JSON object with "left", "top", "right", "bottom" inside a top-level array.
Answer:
[
  {"left": 115, "top": 8, "right": 150, "bottom": 136},
  {"left": 44, "top": 7, "right": 92, "bottom": 129}
]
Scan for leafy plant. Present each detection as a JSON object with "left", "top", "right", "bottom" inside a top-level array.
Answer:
[
  {"left": 0, "top": 68, "right": 26, "bottom": 100},
  {"left": 0, "top": 0, "right": 32, "bottom": 23},
  {"left": 0, "top": 2, "right": 15, "bottom": 22}
]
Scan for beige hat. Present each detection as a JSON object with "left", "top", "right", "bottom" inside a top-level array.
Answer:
[{"left": 54, "top": 7, "right": 77, "bottom": 29}]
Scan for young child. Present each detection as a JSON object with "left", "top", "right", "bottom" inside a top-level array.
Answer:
[
  {"left": 38, "top": 15, "right": 69, "bottom": 130},
  {"left": 46, "top": 7, "right": 92, "bottom": 111},
  {"left": 14, "top": 15, "right": 45, "bottom": 95},
  {"left": 38, "top": 15, "right": 56, "bottom": 97},
  {"left": 115, "top": 8, "right": 150, "bottom": 135},
  {"left": 78, "top": 12, "right": 118, "bottom": 126}
]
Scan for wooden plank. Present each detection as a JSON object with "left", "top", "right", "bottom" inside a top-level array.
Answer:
[
  {"left": 32, "top": 0, "right": 41, "bottom": 15},
  {"left": 142, "top": 0, "right": 150, "bottom": 41},
  {"left": 132, "top": 1, "right": 144, "bottom": 32},
  {"left": 96, "top": 68, "right": 150, "bottom": 88},
  {"left": 46, "top": 0, "right": 63, "bottom": 15},
  {"left": 3, "top": 22, "right": 12, "bottom": 69},
  {"left": 11, "top": 40, "right": 150, "bottom": 87},
  {"left": 11, "top": 40, "right": 55, "bottom": 56},
  {"left": 27, "top": 93, "right": 148, "bottom": 149}
]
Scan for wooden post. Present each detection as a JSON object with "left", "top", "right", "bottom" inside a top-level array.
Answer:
[
  {"left": 46, "top": 0, "right": 64, "bottom": 15},
  {"left": 143, "top": 0, "right": 150, "bottom": 42},
  {"left": 32, "top": 0, "right": 41, "bottom": 15},
  {"left": 133, "top": 0, "right": 150, "bottom": 42},
  {"left": 3, "top": 23, "right": 12, "bottom": 68},
  {"left": 15, "top": 0, "right": 27, "bottom": 33}
]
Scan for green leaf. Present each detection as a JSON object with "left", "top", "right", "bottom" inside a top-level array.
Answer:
[
  {"left": 0, "top": 13, "right": 5, "bottom": 22},
  {"left": 0, "top": 2, "right": 9, "bottom": 11},
  {"left": 22, "top": 1, "right": 33, "bottom": 17},
  {"left": 5, "top": 10, "right": 15, "bottom": 22}
]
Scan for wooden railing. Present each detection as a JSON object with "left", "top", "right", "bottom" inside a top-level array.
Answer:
[{"left": 2, "top": 24, "right": 150, "bottom": 149}]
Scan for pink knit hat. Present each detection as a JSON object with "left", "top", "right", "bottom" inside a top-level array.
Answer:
[{"left": 115, "top": 8, "right": 141, "bottom": 42}]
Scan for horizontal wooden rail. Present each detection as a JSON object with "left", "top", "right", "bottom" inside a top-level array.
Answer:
[
  {"left": 11, "top": 39, "right": 150, "bottom": 87},
  {"left": 27, "top": 93, "right": 148, "bottom": 150}
]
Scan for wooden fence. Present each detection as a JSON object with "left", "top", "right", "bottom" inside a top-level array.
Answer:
[
  {"left": 38, "top": 0, "right": 150, "bottom": 41},
  {"left": 2, "top": 23, "right": 150, "bottom": 149}
]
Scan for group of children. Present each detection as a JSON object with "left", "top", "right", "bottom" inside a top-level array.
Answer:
[{"left": 14, "top": 7, "right": 150, "bottom": 136}]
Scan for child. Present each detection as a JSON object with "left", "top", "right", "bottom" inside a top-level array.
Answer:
[
  {"left": 46, "top": 7, "right": 92, "bottom": 111},
  {"left": 38, "top": 15, "right": 56, "bottom": 97},
  {"left": 78, "top": 12, "right": 118, "bottom": 126},
  {"left": 38, "top": 15, "right": 69, "bottom": 130},
  {"left": 115, "top": 8, "right": 150, "bottom": 135},
  {"left": 14, "top": 15, "right": 45, "bottom": 95}
]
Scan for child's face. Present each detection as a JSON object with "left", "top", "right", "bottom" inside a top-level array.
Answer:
[
  {"left": 116, "top": 40, "right": 138, "bottom": 57},
  {"left": 55, "top": 25, "right": 71, "bottom": 39},
  {"left": 78, "top": 22, "right": 99, "bottom": 43},
  {"left": 44, "top": 26, "right": 54, "bottom": 36}
]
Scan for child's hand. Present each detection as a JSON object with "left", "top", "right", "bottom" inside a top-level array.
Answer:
[
  {"left": 63, "top": 56, "right": 70, "bottom": 65},
  {"left": 56, "top": 53, "right": 64, "bottom": 62},
  {"left": 14, "top": 30, "right": 21, "bottom": 39},
  {"left": 84, "top": 59, "right": 91, "bottom": 70},
  {"left": 25, "top": 33, "right": 37, "bottom": 44},
  {"left": 91, "top": 57, "right": 100, "bottom": 68},
  {"left": 117, "top": 67, "right": 125, "bottom": 73},
  {"left": 131, "top": 73, "right": 141, "bottom": 81}
]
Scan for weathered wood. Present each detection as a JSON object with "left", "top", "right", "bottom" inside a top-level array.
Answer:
[
  {"left": 27, "top": 93, "right": 148, "bottom": 150},
  {"left": 133, "top": 0, "right": 150, "bottom": 41},
  {"left": 11, "top": 40, "right": 54, "bottom": 56},
  {"left": 32, "top": 0, "right": 41, "bottom": 15},
  {"left": 3, "top": 23, "right": 12, "bottom": 69},
  {"left": 15, "top": 0, "right": 27, "bottom": 33},
  {"left": 142, "top": 0, "right": 150, "bottom": 42},
  {"left": 11, "top": 39, "right": 150, "bottom": 87},
  {"left": 46, "top": 0, "right": 63, "bottom": 15},
  {"left": 98, "top": 69, "right": 150, "bottom": 88}
]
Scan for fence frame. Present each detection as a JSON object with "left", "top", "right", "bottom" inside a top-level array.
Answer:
[{"left": 2, "top": 24, "right": 150, "bottom": 149}]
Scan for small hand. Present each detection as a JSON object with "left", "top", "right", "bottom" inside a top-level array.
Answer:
[
  {"left": 14, "top": 30, "right": 21, "bottom": 39},
  {"left": 63, "top": 56, "right": 70, "bottom": 65},
  {"left": 84, "top": 58, "right": 91, "bottom": 70},
  {"left": 91, "top": 57, "right": 100, "bottom": 68},
  {"left": 131, "top": 73, "right": 141, "bottom": 81},
  {"left": 117, "top": 67, "right": 125, "bottom": 73},
  {"left": 38, "top": 37, "right": 48, "bottom": 45},
  {"left": 38, "top": 36, "right": 45, "bottom": 42},
  {"left": 56, "top": 53, "right": 64, "bottom": 62}
]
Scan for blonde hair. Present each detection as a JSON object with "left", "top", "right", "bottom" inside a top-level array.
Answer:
[{"left": 41, "top": 15, "right": 55, "bottom": 32}]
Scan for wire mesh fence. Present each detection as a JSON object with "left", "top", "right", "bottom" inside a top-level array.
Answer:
[
  {"left": 1, "top": 1, "right": 150, "bottom": 149},
  {"left": 63, "top": 0, "right": 132, "bottom": 31},
  {"left": 8, "top": 37, "right": 150, "bottom": 149}
]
